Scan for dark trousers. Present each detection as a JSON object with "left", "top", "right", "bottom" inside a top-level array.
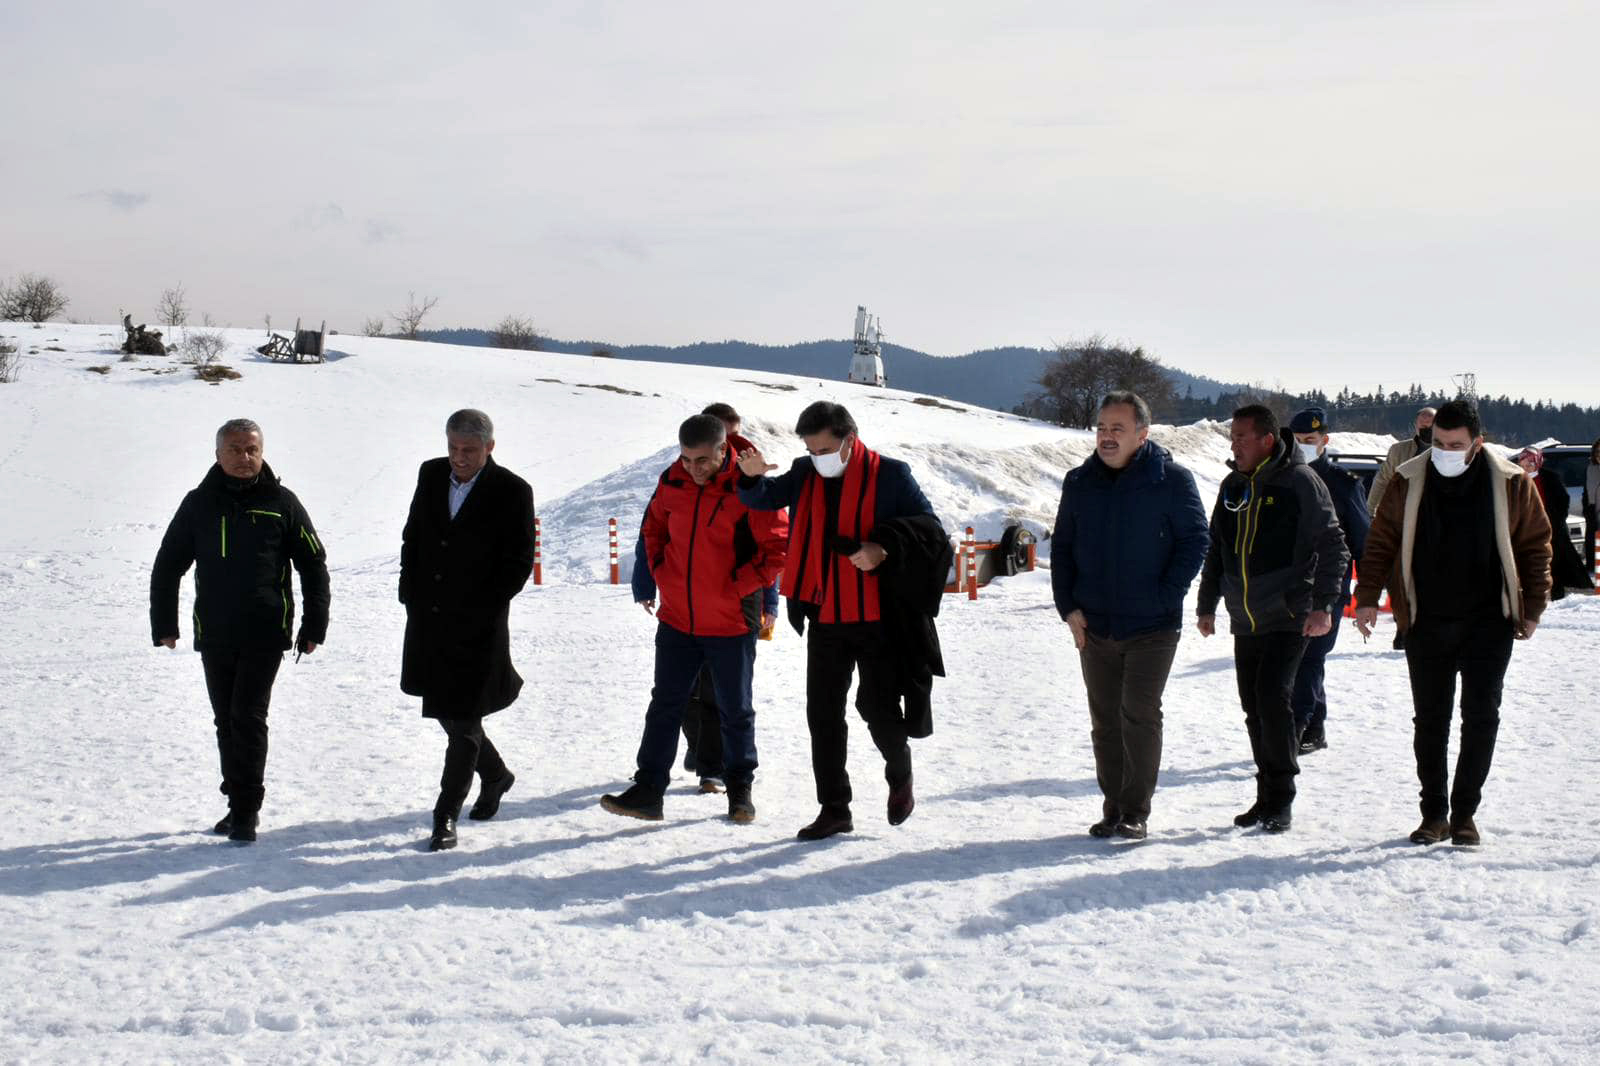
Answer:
[
  {"left": 434, "top": 717, "right": 509, "bottom": 819},
  {"left": 680, "top": 667, "right": 724, "bottom": 778},
  {"left": 805, "top": 621, "right": 911, "bottom": 809},
  {"left": 1233, "top": 632, "right": 1308, "bottom": 811},
  {"left": 635, "top": 622, "right": 758, "bottom": 794},
  {"left": 1291, "top": 608, "right": 1344, "bottom": 733},
  {"left": 1404, "top": 616, "right": 1514, "bottom": 820},
  {"left": 200, "top": 647, "right": 282, "bottom": 815},
  {"left": 1079, "top": 629, "right": 1180, "bottom": 822}
]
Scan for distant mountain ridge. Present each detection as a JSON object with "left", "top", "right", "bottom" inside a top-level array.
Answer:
[{"left": 414, "top": 329, "right": 1240, "bottom": 412}]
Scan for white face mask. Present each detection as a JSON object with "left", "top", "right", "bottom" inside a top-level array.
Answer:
[
  {"left": 811, "top": 444, "right": 848, "bottom": 479},
  {"left": 1430, "top": 448, "right": 1471, "bottom": 478},
  {"left": 1296, "top": 442, "right": 1321, "bottom": 464}
]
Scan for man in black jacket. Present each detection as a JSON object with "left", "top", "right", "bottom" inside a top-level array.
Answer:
[
  {"left": 1197, "top": 405, "right": 1348, "bottom": 833},
  {"left": 150, "top": 418, "right": 330, "bottom": 844},
  {"left": 1287, "top": 408, "right": 1371, "bottom": 754},
  {"left": 400, "top": 409, "right": 536, "bottom": 852}
]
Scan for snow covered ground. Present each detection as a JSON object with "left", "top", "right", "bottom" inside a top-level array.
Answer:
[{"left": 1, "top": 325, "right": 1596, "bottom": 1064}]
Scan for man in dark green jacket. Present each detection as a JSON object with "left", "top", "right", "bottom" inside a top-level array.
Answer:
[
  {"left": 151, "top": 418, "right": 330, "bottom": 843},
  {"left": 1196, "top": 405, "right": 1347, "bottom": 834}
]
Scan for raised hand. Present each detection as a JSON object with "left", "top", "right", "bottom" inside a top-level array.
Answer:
[{"left": 737, "top": 447, "right": 777, "bottom": 477}]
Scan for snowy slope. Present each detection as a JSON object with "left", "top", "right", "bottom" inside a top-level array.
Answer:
[{"left": 0, "top": 325, "right": 1595, "bottom": 1064}]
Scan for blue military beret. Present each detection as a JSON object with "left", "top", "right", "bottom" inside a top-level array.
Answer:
[{"left": 1289, "top": 407, "right": 1330, "bottom": 433}]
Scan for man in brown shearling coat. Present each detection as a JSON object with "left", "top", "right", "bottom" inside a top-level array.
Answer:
[{"left": 1354, "top": 400, "right": 1551, "bottom": 849}]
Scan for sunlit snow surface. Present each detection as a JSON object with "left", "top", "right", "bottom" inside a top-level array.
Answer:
[{"left": 1, "top": 326, "right": 1594, "bottom": 1064}]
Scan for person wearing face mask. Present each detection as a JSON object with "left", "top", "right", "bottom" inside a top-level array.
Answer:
[
  {"left": 1196, "top": 405, "right": 1349, "bottom": 834},
  {"left": 400, "top": 409, "right": 536, "bottom": 851},
  {"left": 1367, "top": 406, "right": 1437, "bottom": 516},
  {"left": 601, "top": 414, "right": 788, "bottom": 824},
  {"left": 1512, "top": 447, "right": 1591, "bottom": 602},
  {"left": 1286, "top": 408, "right": 1370, "bottom": 755},
  {"left": 1051, "top": 391, "right": 1209, "bottom": 841},
  {"left": 1354, "top": 400, "right": 1552, "bottom": 847},
  {"left": 736, "top": 401, "right": 950, "bottom": 841}
]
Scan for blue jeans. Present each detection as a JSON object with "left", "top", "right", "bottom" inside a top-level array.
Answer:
[
  {"left": 635, "top": 622, "right": 758, "bottom": 794},
  {"left": 1291, "top": 608, "right": 1343, "bottom": 733}
]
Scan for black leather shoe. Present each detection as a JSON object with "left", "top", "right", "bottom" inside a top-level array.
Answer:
[
  {"left": 213, "top": 812, "right": 233, "bottom": 835},
  {"left": 428, "top": 813, "right": 457, "bottom": 851},
  {"left": 1114, "top": 819, "right": 1148, "bottom": 840},
  {"left": 227, "top": 811, "right": 258, "bottom": 844},
  {"left": 600, "top": 783, "right": 664, "bottom": 821},
  {"left": 1298, "top": 728, "right": 1328, "bottom": 755},
  {"left": 887, "top": 774, "right": 915, "bottom": 826},
  {"left": 1233, "top": 804, "right": 1262, "bottom": 828},
  {"left": 1088, "top": 817, "right": 1118, "bottom": 838},
  {"left": 469, "top": 770, "right": 515, "bottom": 821},
  {"left": 797, "top": 805, "right": 854, "bottom": 841},
  {"left": 727, "top": 783, "right": 755, "bottom": 824}
]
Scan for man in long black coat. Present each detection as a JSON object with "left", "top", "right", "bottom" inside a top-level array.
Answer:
[
  {"left": 400, "top": 409, "right": 536, "bottom": 851},
  {"left": 151, "top": 418, "right": 330, "bottom": 844}
]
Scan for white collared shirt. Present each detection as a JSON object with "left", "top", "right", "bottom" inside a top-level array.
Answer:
[{"left": 448, "top": 467, "right": 483, "bottom": 519}]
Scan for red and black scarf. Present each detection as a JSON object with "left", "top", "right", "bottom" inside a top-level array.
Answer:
[{"left": 783, "top": 441, "right": 882, "bottom": 624}]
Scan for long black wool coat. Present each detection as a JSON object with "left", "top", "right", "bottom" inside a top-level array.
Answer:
[{"left": 399, "top": 456, "right": 536, "bottom": 717}]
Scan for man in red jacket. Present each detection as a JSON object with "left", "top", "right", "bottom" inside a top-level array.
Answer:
[{"left": 602, "top": 414, "right": 788, "bottom": 823}]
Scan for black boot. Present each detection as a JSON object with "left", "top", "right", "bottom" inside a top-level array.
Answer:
[
  {"left": 887, "top": 773, "right": 915, "bottom": 826},
  {"left": 1088, "top": 816, "right": 1118, "bottom": 838},
  {"left": 1298, "top": 726, "right": 1327, "bottom": 755},
  {"left": 213, "top": 812, "right": 233, "bottom": 835},
  {"left": 429, "top": 813, "right": 457, "bottom": 851},
  {"left": 1233, "top": 803, "right": 1262, "bottom": 828},
  {"left": 1260, "top": 806, "right": 1293, "bottom": 833},
  {"left": 727, "top": 783, "right": 755, "bottom": 824},
  {"left": 1114, "top": 819, "right": 1148, "bottom": 840},
  {"left": 227, "top": 811, "right": 258, "bottom": 844},
  {"left": 469, "top": 770, "right": 515, "bottom": 821},
  {"left": 600, "top": 782, "right": 664, "bottom": 821}
]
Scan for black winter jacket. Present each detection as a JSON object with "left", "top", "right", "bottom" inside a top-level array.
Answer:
[
  {"left": 399, "top": 456, "right": 536, "bottom": 717},
  {"left": 1197, "top": 431, "right": 1349, "bottom": 635},
  {"left": 150, "top": 462, "right": 330, "bottom": 651},
  {"left": 871, "top": 513, "right": 953, "bottom": 739}
]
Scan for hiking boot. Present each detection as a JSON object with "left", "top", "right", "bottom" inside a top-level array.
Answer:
[
  {"left": 1298, "top": 727, "right": 1328, "bottom": 755},
  {"left": 1088, "top": 816, "right": 1118, "bottom": 838},
  {"left": 1114, "top": 819, "right": 1148, "bottom": 840},
  {"left": 227, "top": 811, "right": 257, "bottom": 844},
  {"left": 887, "top": 774, "right": 915, "bottom": 826},
  {"left": 727, "top": 783, "right": 755, "bottom": 824},
  {"left": 1409, "top": 817, "right": 1450, "bottom": 845},
  {"left": 698, "top": 777, "right": 725, "bottom": 794},
  {"left": 600, "top": 783, "right": 664, "bottom": 821},
  {"left": 797, "top": 805, "right": 854, "bottom": 841},
  {"left": 428, "top": 813, "right": 457, "bottom": 851},
  {"left": 213, "top": 812, "right": 233, "bottom": 835},
  {"left": 1260, "top": 807, "right": 1292, "bottom": 833},
  {"left": 1233, "top": 803, "right": 1262, "bottom": 828},
  {"left": 468, "top": 770, "right": 515, "bottom": 821},
  {"left": 1449, "top": 815, "right": 1480, "bottom": 846}
]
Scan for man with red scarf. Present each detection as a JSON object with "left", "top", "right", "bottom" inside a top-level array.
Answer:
[{"left": 737, "top": 401, "right": 946, "bottom": 841}]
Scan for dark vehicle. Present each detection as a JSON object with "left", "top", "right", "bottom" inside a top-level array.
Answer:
[
  {"left": 1329, "top": 452, "right": 1384, "bottom": 496},
  {"left": 1538, "top": 444, "right": 1590, "bottom": 518}
]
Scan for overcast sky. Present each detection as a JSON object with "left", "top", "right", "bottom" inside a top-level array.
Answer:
[{"left": 4, "top": 1, "right": 1596, "bottom": 403}]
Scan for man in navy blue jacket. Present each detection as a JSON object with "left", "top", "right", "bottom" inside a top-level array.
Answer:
[
  {"left": 1287, "top": 408, "right": 1371, "bottom": 754},
  {"left": 1052, "top": 392, "right": 1210, "bottom": 840}
]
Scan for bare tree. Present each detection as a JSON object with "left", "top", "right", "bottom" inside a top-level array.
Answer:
[
  {"left": 1027, "top": 334, "right": 1178, "bottom": 429},
  {"left": 0, "top": 338, "right": 18, "bottom": 383},
  {"left": 0, "top": 273, "right": 69, "bottom": 322},
  {"left": 491, "top": 314, "right": 542, "bottom": 350},
  {"left": 362, "top": 316, "right": 387, "bottom": 337},
  {"left": 156, "top": 284, "right": 189, "bottom": 331},
  {"left": 389, "top": 292, "right": 438, "bottom": 340},
  {"left": 183, "top": 328, "right": 228, "bottom": 368}
]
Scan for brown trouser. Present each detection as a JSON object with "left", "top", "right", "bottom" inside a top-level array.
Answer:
[{"left": 1080, "top": 629, "right": 1181, "bottom": 822}]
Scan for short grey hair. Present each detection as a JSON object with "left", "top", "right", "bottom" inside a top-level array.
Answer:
[
  {"left": 445, "top": 408, "right": 494, "bottom": 443},
  {"left": 215, "top": 418, "right": 263, "bottom": 449},
  {"left": 1098, "top": 391, "right": 1151, "bottom": 430}
]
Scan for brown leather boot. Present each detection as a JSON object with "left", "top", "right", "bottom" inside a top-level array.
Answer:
[
  {"left": 1449, "top": 815, "right": 1480, "bottom": 846},
  {"left": 1408, "top": 817, "right": 1449, "bottom": 845}
]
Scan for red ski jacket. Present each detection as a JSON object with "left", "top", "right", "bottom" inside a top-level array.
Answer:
[{"left": 643, "top": 453, "right": 789, "bottom": 637}]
